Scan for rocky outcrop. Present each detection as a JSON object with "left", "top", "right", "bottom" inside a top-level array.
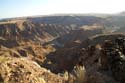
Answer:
[
  {"left": 100, "top": 37, "right": 125, "bottom": 83},
  {"left": 43, "top": 34, "right": 125, "bottom": 83},
  {"left": 77, "top": 34, "right": 125, "bottom": 83}
]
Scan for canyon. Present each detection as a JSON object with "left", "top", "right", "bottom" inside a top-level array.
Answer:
[{"left": 0, "top": 14, "right": 125, "bottom": 83}]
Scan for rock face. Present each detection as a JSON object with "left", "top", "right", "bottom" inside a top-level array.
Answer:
[
  {"left": 100, "top": 37, "right": 125, "bottom": 83},
  {"left": 79, "top": 34, "right": 125, "bottom": 83},
  {"left": 0, "top": 21, "right": 71, "bottom": 44},
  {"left": 43, "top": 34, "right": 125, "bottom": 83},
  {"left": 52, "top": 24, "right": 104, "bottom": 47},
  {"left": 0, "top": 15, "right": 125, "bottom": 83},
  {"left": 0, "top": 15, "right": 107, "bottom": 47}
]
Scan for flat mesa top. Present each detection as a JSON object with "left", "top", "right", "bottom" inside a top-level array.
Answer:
[{"left": 0, "top": 20, "right": 25, "bottom": 25}]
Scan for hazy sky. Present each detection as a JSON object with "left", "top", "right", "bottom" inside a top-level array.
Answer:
[{"left": 0, "top": 0, "right": 125, "bottom": 18}]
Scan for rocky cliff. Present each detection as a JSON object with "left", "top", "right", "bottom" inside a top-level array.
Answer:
[{"left": 0, "top": 15, "right": 124, "bottom": 83}]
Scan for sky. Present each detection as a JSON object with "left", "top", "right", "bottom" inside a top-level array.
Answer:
[{"left": 0, "top": 0, "right": 125, "bottom": 19}]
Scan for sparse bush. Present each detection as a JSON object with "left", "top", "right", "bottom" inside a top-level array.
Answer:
[
  {"left": 72, "top": 65, "right": 86, "bottom": 83},
  {"left": 34, "top": 77, "right": 46, "bottom": 83},
  {"left": 65, "top": 65, "right": 87, "bottom": 83}
]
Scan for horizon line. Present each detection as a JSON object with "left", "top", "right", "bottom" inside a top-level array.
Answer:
[{"left": 0, "top": 12, "right": 124, "bottom": 20}]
